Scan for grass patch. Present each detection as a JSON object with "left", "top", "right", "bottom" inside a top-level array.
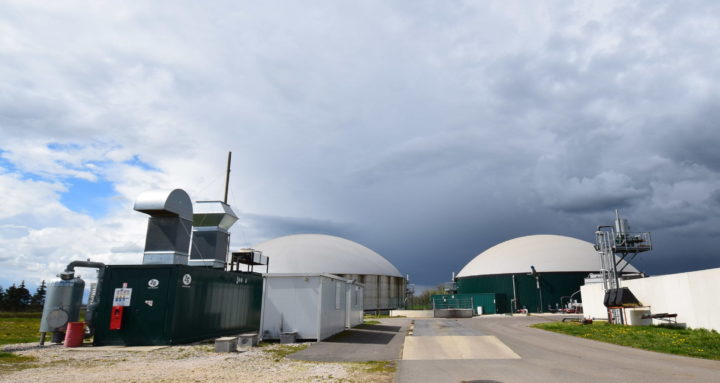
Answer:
[
  {"left": 363, "top": 314, "right": 406, "bottom": 319},
  {"left": 0, "top": 312, "right": 42, "bottom": 319},
  {"left": 363, "top": 320, "right": 381, "bottom": 325},
  {"left": 532, "top": 322, "right": 720, "bottom": 360},
  {"left": 354, "top": 360, "right": 396, "bottom": 374},
  {"left": 0, "top": 313, "right": 41, "bottom": 345},
  {"left": 263, "top": 344, "right": 309, "bottom": 361},
  {"left": 0, "top": 351, "right": 37, "bottom": 372}
]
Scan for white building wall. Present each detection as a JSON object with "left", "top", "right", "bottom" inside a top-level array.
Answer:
[
  {"left": 260, "top": 276, "right": 321, "bottom": 340},
  {"left": 581, "top": 268, "right": 720, "bottom": 331},
  {"left": 319, "top": 277, "right": 348, "bottom": 340},
  {"left": 346, "top": 282, "right": 364, "bottom": 328}
]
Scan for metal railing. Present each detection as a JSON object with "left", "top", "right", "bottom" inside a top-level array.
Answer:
[{"left": 432, "top": 297, "right": 474, "bottom": 310}]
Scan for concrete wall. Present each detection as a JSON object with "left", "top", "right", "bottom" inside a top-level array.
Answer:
[
  {"left": 581, "top": 267, "right": 720, "bottom": 331},
  {"left": 389, "top": 309, "right": 434, "bottom": 318}
]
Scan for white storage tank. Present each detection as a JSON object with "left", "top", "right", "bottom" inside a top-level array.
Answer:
[{"left": 260, "top": 274, "right": 364, "bottom": 341}]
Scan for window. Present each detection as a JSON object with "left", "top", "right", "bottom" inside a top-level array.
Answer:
[{"left": 335, "top": 281, "right": 341, "bottom": 310}]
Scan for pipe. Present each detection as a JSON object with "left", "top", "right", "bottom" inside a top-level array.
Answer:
[
  {"left": 61, "top": 261, "right": 106, "bottom": 337},
  {"left": 512, "top": 274, "right": 518, "bottom": 312},
  {"left": 61, "top": 261, "right": 106, "bottom": 280}
]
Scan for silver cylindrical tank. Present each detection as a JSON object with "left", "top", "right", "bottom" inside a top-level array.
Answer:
[
  {"left": 363, "top": 274, "right": 378, "bottom": 310},
  {"left": 378, "top": 275, "right": 390, "bottom": 309},
  {"left": 389, "top": 277, "right": 398, "bottom": 308},
  {"left": 338, "top": 274, "right": 406, "bottom": 311},
  {"left": 39, "top": 277, "right": 85, "bottom": 335}
]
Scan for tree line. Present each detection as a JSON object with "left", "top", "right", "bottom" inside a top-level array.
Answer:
[{"left": 0, "top": 281, "right": 47, "bottom": 311}]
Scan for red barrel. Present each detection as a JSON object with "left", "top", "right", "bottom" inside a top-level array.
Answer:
[{"left": 64, "top": 322, "right": 85, "bottom": 347}]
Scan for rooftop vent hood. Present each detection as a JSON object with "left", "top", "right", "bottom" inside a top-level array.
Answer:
[
  {"left": 134, "top": 189, "right": 193, "bottom": 265},
  {"left": 189, "top": 201, "right": 238, "bottom": 268}
]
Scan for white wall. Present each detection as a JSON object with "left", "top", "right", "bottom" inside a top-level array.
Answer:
[
  {"left": 580, "top": 282, "right": 608, "bottom": 320},
  {"left": 581, "top": 268, "right": 720, "bottom": 331},
  {"left": 389, "top": 309, "right": 434, "bottom": 318},
  {"left": 261, "top": 276, "right": 321, "bottom": 340},
  {"left": 346, "top": 282, "right": 364, "bottom": 328},
  {"left": 319, "top": 277, "right": 347, "bottom": 340}
]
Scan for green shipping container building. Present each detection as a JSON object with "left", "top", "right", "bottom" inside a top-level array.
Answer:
[
  {"left": 456, "top": 235, "right": 640, "bottom": 313},
  {"left": 93, "top": 264, "right": 262, "bottom": 346}
]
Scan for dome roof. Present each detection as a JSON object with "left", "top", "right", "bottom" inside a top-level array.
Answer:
[
  {"left": 253, "top": 234, "right": 402, "bottom": 277},
  {"left": 457, "top": 234, "right": 638, "bottom": 278}
]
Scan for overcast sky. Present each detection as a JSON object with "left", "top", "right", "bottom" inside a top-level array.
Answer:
[{"left": 2, "top": 0, "right": 720, "bottom": 291}]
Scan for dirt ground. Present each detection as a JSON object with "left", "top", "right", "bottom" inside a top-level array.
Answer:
[{"left": 0, "top": 342, "right": 395, "bottom": 383}]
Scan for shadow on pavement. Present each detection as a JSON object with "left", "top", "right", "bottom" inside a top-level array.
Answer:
[
  {"left": 323, "top": 329, "right": 396, "bottom": 345},
  {"left": 354, "top": 324, "right": 402, "bottom": 332}
]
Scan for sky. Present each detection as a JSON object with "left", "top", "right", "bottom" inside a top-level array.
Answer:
[{"left": 2, "top": 0, "right": 720, "bottom": 292}]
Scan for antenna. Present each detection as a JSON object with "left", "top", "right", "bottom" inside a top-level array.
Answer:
[{"left": 224, "top": 152, "right": 232, "bottom": 204}]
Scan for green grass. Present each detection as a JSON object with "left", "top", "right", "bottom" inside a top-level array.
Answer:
[
  {"left": 0, "top": 351, "right": 37, "bottom": 372},
  {"left": 354, "top": 360, "right": 396, "bottom": 374},
  {"left": 0, "top": 312, "right": 42, "bottom": 319},
  {"left": 532, "top": 322, "right": 720, "bottom": 360},
  {"left": 363, "top": 314, "right": 406, "bottom": 319},
  {"left": 262, "top": 344, "right": 309, "bottom": 361},
  {"left": 363, "top": 320, "right": 381, "bottom": 325},
  {"left": 0, "top": 313, "right": 42, "bottom": 345}
]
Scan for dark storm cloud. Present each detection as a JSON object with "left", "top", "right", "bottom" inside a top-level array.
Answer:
[
  {"left": 236, "top": 212, "right": 355, "bottom": 246},
  {"left": 2, "top": 0, "right": 720, "bottom": 287}
]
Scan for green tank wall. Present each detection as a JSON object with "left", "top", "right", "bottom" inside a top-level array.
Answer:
[
  {"left": 93, "top": 264, "right": 262, "bottom": 346},
  {"left": 456, "top": 272, "right": 589, "bottom": 313}
]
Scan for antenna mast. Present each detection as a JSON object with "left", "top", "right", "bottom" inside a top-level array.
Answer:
[
  {"left": 224, "top": 152, "right": 232, "bottom": 204},
  {"left": 595, "top": 209, "right": 652, "bottom": 324}
]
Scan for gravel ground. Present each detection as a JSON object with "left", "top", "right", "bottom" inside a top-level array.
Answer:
[{"left": 0, "top": 342, "right": 395, "bottom": 383}]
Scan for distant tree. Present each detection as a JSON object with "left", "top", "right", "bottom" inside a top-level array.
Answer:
[
  {"left": 4, "top": 284, "right": 18, "bottom": 311},
  {"left": 0, "top": 286, "right": 5, "bottom": 310},
  {"left": 4, "top": 282, "right": 32, "bottom": 311},
  {"left": 411, "top": 284, "right": 448, "bottom": 308},
  {"left": 17, "top": 281, "right": 32, "bottom": 309},
  {"left": 30, "top": 280, "right": 47, "bottom": 311}
]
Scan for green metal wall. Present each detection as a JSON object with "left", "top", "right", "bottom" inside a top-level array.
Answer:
[
  {"left": 93, "top": 264, "right": 262, "bottom": 346},
  {"left": 456, "top": 272, "right": 588, "bottom": 313}
]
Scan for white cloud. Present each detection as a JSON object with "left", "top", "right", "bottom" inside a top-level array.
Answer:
[{"left": 1, "top": 0, "right": 720, "bottom": 287}]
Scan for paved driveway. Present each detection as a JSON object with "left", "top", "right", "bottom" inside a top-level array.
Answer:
[
  {"left": 397, "top": 316, "right": 720, "bottom": 383},
  {"left": 290, "top": 318, "right": 409, "bottom": 362}
]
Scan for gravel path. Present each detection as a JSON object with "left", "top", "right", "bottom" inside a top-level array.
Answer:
[{"left": 0, "top": 342, "right": 394, "bottom": 383}]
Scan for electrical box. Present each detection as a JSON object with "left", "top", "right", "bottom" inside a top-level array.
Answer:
[{"left": 109, "top": 306, "right": 124, "bottom": 330}]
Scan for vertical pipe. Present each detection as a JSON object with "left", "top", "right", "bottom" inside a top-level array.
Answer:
[
  {"left": 512, "top": 274, "right": 517, "bottom": 312},
  {"left": 224, "top": 151, "right": 232, "bottom": 204}
]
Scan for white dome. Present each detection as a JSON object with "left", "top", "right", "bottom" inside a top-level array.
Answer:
[
  {"left": 457, "top": 234, "right": 638, "bottom": 277},
  {"left": 254, "top": 234, "right": 402, "bottom": 277}
]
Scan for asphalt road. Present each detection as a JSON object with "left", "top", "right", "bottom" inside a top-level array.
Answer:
[
  {"left": 289, "top": 320, "right": 408, "bottom": 362},
  {"left": 397, "top": 316, "right": 720, "bottom": 383}
]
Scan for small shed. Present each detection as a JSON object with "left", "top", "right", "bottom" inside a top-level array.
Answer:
[{"left": 260, "top": 274, "right": 364, "bottom": 341}]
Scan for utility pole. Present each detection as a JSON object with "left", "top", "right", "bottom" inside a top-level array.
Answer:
[{"left": 224, "top": 152, "right": 232, "bottom": 204}]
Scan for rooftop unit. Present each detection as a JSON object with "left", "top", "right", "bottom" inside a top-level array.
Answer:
[
  {"left": 189, "top": 201, "right": 238, "bottom": 268},
  {"left": 134, "top": 189, "right": 193, "bottom": 265}
]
